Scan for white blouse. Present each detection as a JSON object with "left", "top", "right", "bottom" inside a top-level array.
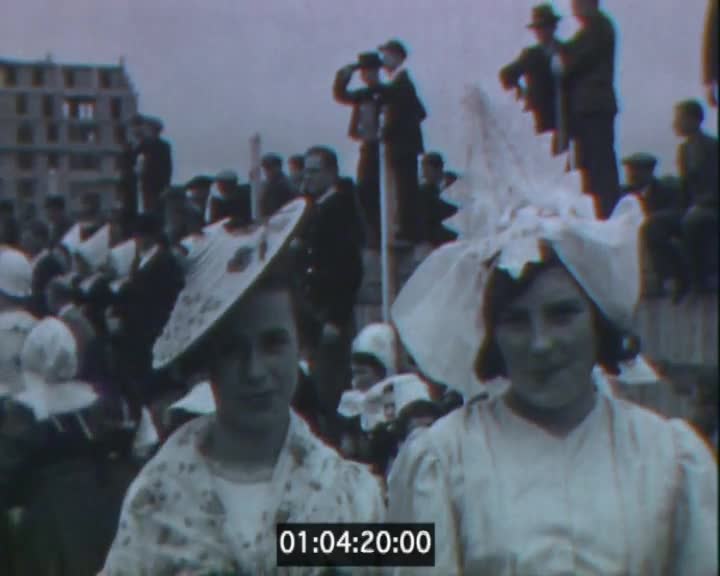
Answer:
[{"left": 388, "top": 391, "right": 718, "bottom": 575}]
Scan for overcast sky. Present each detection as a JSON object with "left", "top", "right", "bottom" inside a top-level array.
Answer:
[{"left": 2, "top": 0, "right": 716, "bottom": 182}]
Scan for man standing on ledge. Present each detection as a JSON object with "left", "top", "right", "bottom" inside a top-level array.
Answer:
[
  {"left": 554, "top": 0, "right": 620, "bottom": 219},
  {"left": 378, "top": 39, "right": 427, "bottom": 243}
]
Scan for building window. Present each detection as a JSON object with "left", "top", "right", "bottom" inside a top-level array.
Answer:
[
  {"left": 17, "top": 179, "right": 36, "bottom": 200},
  {"left": 99, "top": 69, "right": 112, "bottom": 89},
  {"left": 47, "top": 123, "right": 59, "bottom": 142},
  {"left": 16, "top": 94, "right": 28, "bottom": 115},
  {"left": 43, "top": 95, "right": 54, "bottom": 117},
  {"left": 115, "top": 126, "right": 127, "bottom": 144},
  {"left": 48, "top": 153, "right": 60, "bottom": 169},
  {"left": 17, "top": 124, "right": 34, "bottom": 144},
  {"left": 4, "top": 66, "right": 17, "bottom": 86},
  {"left": 111, "top": 98, "right": 122, "bottom": 120},
  {"left": 17, "top": 153, "right": 35, "bottom": 171},
  {"left": 68, "top": 124, "right": 98, "bottom": 144},
  {"left": 64, "top": 69, "right": 75, "bottom": 87},
  {"left": 78, "top": 101, "right": 95, "bottom": 120},
  {"left": 32, "top": 67, "right": 44, "bottom": 86},
  {"left": 70, "top": 154, "right": 101, "bottom": 171}
]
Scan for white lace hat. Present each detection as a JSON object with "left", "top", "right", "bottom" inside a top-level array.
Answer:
[
  {"left": 0, "top": 246, "right": 33, "bottom": 299},
  {"left": 391, "top": 87, "right": 645, "bottom": 398},
  {"left": 0, "top": 310, "right": 38, "bottom": 397},
  {"left": 13, "top": 316, "right": 98, "bottom": 420},
  {"left": 152, "top": 198, "right": 308, "bottom": 370},
  {"left": 338, "top": 373, "right": 433, "bottom": 432}
]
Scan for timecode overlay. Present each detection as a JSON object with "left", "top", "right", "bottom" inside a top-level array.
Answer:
[{"left": 276, "top": 523, "right": 435, "bottom": 567}]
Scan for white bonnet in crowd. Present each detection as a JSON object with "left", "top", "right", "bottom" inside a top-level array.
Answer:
[
  {"left": 0, "top": 310, "right": 38, "bottom": 396},
  {"left": 0, "top": 246, "right": 33, "bottom": 299},
  {"left": 351, "top": 322, "right": 399, "bottom": 377},
  {"left": 13, "top": 316, "right": 98, "bottom": 420}
]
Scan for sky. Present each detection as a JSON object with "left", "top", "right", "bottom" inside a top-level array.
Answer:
[{"left": 1, "top": 0, "right": 717, "bottom": 182}]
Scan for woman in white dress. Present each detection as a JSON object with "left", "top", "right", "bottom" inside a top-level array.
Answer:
[
  {"left": 102, "top": 199, "right": 385, "bottom": 576},
  {"left": 387, "top": 87, "right": 718, "bottom": 575}
]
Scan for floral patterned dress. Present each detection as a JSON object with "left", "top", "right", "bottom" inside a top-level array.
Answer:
[{"left": 102, "top": 410, "right": 386, "bottom": 575}]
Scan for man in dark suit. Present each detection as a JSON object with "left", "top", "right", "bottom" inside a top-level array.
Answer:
[
  {"left": 259, "top": 154, "right": 295, "bottom": 218},
  {"left": 500, "top": 3, "right": 567, "bottom": 150},
  {"left": 674, "top": 99, "right": 719, "bottom": 291},
  {"left": 378, "top": 39, "right": 428, "bottom": 243},
  {"left": 297, "top": 146, "right": 365, "bottom": 411},
  {"left": 135, "top": 116, "right": 172, "bottom": 218},
  {"left": 44, "top": 194, "right": 72, "bottom": 248},
  {"left": 205, "top": 170, "right": 252, "bottom": 226},
  {"left": 556, "top": 0, "right": 620, "bottom": 220},
  {"left": 703, "top": 0, "right": 718, "bottom": 108},
  {"left": 622, "top": 153, "right": 688, "bottom": 300},
  {"left": 334, "top": 51, "right": 385, "bottom": 249},
  {"left": 419, "top": 152, "right": 458, "bottom": 247}
]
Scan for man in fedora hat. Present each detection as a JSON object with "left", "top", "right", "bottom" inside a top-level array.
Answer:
[
  {"left": 378, "top": 38, "right": 427, "bottom": 243},
  {"left": 334, "top": 51, "right": 386, "bottom": 249},
  {"left": 500, "top": 4, "right": 567, "bottom": 148},
  {"left": 134, "top": 115, "right": 172, "bottom": 218}
]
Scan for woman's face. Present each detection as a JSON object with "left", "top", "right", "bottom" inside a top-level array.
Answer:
[
  {"left": 210, "top": 288, "right": 299, "bottom": 433},
  {"left": 494, "top": 266, "right": 597, "bottom": 410}
]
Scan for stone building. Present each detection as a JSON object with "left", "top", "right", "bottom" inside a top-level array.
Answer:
[{"left": 0, "top": 56, "right": 138, "bottom": 218}]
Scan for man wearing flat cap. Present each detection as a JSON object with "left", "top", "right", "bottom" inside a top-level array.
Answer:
[
  {"left": 500, "top": 4, "right": 567, "bottom": 150},
  {"left": 621, "top": 153, "right": 688, "bottom": 300},
  {"left": 134, "top": 115, "right": 173, "bottom": 219},
  {"left": 378, "top": 38, "right": 428, "bottom": 243},
  {"left": 334, "top": 51, "right": 386, "bottom": 249},
  {"left": 259, "top": 153, "right": 294, "bottom": 218}
]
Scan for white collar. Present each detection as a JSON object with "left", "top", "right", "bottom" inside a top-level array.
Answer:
[
  {"left": 388, "top": 65, "right": 406, "bottom": 82},
  {"left": 59, "top": 303, "right": 74, "bottom": 317}
]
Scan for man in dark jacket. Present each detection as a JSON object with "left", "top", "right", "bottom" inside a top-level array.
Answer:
[
  {"left": 296, "top": 146, "right": 365, "bottom": 406},
  {"left": 557, "top": 0, "right": 620, "bottom": 219},
  {"left": 674, "top": 99, "right": 719, "bottom": 291},
  {"left": 622, "top": 153, "right": 688, "bottom": 300},
  {"left": 419, "top": 152, "right": 458, "bottom": 247},
  {"left": 378, "top": 39, "right": 428, "bottom": 243},
  {"left": 259, "top": 154, "right": 295, "bottom": 218},
  {"left": 500, "top": 3, "right": 567, "bottom": 150},
  {"left": 334, "top": 51, "right": 385, "bottom": 249},
  {"left": 205, "top": 170, "right": 252, "bottom": 226},
  {"left": 44, "top": 195, "right": 72, "bottom": 247},
  {"left": 135, "top": 116, "right": 172, "bottom": 218}
]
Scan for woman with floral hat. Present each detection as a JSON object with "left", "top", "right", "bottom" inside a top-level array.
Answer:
[
  {"left": 102, "top": 198, "right": 385, "bottom": 575},
  {"left": 387, "top": 88, "right": 717, "bottom": 575}
]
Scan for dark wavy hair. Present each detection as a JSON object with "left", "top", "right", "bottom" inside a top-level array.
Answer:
[{"left": 474, "top": 247, "right": 639, "bottom": 381}]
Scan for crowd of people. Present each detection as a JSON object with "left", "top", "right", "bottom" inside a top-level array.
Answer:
[{"left": 0, "top": 0, "right": 717, "bottom": 574}]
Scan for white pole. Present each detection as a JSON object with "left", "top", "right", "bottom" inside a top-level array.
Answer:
[
  {"left": 249, "top": 133, "right": 262, "bottom": 220},
  {"left": 379, "top": 140, "right": 391, "bottom": 323}
]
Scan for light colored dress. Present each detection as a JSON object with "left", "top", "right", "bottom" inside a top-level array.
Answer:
[
  {"left": 102, "top": 410, "right": 386, "bottom": 575},
  {"left": 388, "top": 391, "right": 718, "bottom": 575}
]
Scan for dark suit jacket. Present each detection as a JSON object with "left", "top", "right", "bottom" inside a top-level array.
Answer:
[
  {"left": 259, "top": 175, "right": 295, "bottom": 218},
  {"left": 207, "top": 184, "right": 253, "bottom": 225},
  {"left": 500, "top": 42, "right": 565, "bottom": 133},
  {"left": 419, "top": 182, "right": 459, "bottom": 246},
  {"left": 299, "top": 179, "right": 365, "bottom": 327},
  {"left": 677, "top": 132, "right": 719, "bottom": 207},
  {"left": 621, "top": 178, "right": 681, "bottom": 214},
  {"left": 703, "top": 0, "right": 718, "bottom": 85},
  {"left": 562, "top": 11, "right": 618, "bottom": 120},
  {"left": 333, "top": 68, "right": 384, "bottom": 143},
  {"left": 382, "top": 70, "right": 427, "bottom": 156},
  {"left": 137, "top": 137, "right": 173, "bottom": 213}
]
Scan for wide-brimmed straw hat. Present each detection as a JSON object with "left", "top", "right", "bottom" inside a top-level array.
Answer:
[
  {"left": 0, "top": 310, "right": 38, "bottom": 397},
  {"left": 12, "top": 317, "right": 98, "bottom": 420},
  {"left": 152, "top": 198, "right": 308, "bottom": 370},
  {"left": 391, "top": 87, "right": 645, "bottom": 399}
]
